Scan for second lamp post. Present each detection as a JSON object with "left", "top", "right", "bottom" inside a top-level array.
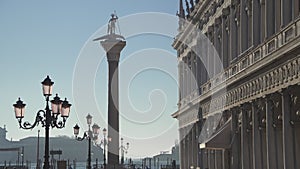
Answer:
[{"left": 73, "top": 114, "right": 100, "bottom": 169}]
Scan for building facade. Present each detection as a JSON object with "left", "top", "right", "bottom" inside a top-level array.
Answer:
[{"left": 172, "top": 0, "right": 300, "bottom": 169}]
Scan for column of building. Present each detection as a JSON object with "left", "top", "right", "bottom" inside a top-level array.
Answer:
[
  {"left": 260, "top": 0, "right": 266, "bottom": 42},
  {"left": 214, "top": 17, "right": 222, "bottom": 74},
  {"left": 241, "top": 103, "right": 252, "bottom": 169},
  {"left": 231, "top": 108, "right": 241, "bottom": 169},
  {"left": 183, "top": 57, "right": 188, "bottom": 99},
  {"left": 179, "top": 60, "right": 184, "bottom": 102},
  {"left": 252, "top": 0, "right": 261, "bottom": 47},
  {"left": 191, "top": 52, "right": 198, "bottom": 93},
  {"left": 266, "top": 0, "right": 275, "bottom": 38},
  {"left": 265, "top": 93, "right": 279, "bottom": 169},
  {"left": 240, "top": 0, "right": 248, "bottom": 53},
  {"left": 179, "top": 128, "right": 185, "bottom": 169},
  {"left": 222, "top": 7, "right": 230, "bottom": 69},
  {"left": 230, "top": 1, "right": 238, "bottom": 62},
  {"left": 187, "top": 53, "right": 192, "bottom": 96},
  {"left": 207, "top": 26, "right": 215, "bottom": 78},
  {"left": 281, "top": 0, "right": 293, "bottom": 27},
  {"left": 252, "top": 100, "right": 264, "bottom": 169},
  {"left": 282, "top": 87, "right": 296, "bottom": 169}
]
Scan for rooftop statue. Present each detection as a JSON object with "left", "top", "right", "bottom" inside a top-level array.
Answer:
[{"left": 107, "top": 13, "right": 118, "bottom": 35}]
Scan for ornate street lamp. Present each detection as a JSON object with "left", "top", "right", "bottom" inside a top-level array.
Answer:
[
  {"left": 102, "top": 128, "right": 108, "bottom": 169},
  {"left": 95, "top": 128, "right": 112, "bottom": 169},
  {"left": 73, "top": 114, "right": 100, "bottom": 169},
  {"left": 13, "top": 76, "right": 71, "bottom": 169},
  {"left": 120, "top": 138, "right": 129, "bottom": 165}
]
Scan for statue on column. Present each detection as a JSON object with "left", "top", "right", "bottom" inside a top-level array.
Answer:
[{"left": 107, "top": 13, "right": 118, "bottom": 35}]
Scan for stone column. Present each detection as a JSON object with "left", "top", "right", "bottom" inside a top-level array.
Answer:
[
  {"left": 230, "top": 2, "right": 238, "bottom": 61},
  {"left": 99, "top": 38, "right": 126, "bottom": 168},
  {"left": 241, "top": 104, "right": 251, "bottom": 169},
  {"left": 222, "top": 149, "right": 229, "bottom": 169},
  {"left": 266, "top": 94, "right": 277, "bottom": 169},
  {"left": 189, "top": 126, "right": 193, "bottom": 168},
  {"left": 281, "top": 0, "right": 292, "bottom": 27},
  {"left": 208, "top": 26, "right": 215, "bottom": 77},
  {"left": 260, "top": 0, "right": 266, "bottom": 42},
  {"left": 253, "top": 0, "right": 261, "bottom": 46},
  {"left": 183, "top": 57, "right": 188, "bottom": 98},
  {"left": 294, "top": 0, "right": 300, "bottom": 18},
  {"left": 252, "top": 100, "right": 265, "bottom": 169},
  {"left": 215, "top": 17, "right": 222, "bottom": 74},
  {"left": 192, "top": 124, "right": 197, "bottom": 167},
  {"left": 179, "top": 61, "right": 184, "bottom": 101},
  {"left": 187, "top": 53, "right": 192, "bottom": 96},
  {"left": 209, "top": 150, "right": 215, "bottom": 169},
  {"left": 282, "top": 88, "right": 296, "bottom": 169},
  {"left": 275, "top": 0, "right": 281, "bottom": 32},
  {"left": 179, "top": 128, "right": 185, "bottom": 169},
  {"left": 199, "top": 57, "right": 206, "bottom": 87},
  {"left": 266, "top": 0, "right": 275, "bottom": 38},
  {"left": 186, "top": 127, "right": 191, "bottom": 169},
  {"left": 240, "top": 0, "right": 249, "bottom": 52},
  {"left": 195, "top": 54, "right": 202, "bottom": 93},
  {"left": 231, "top": 108, "right": 240, "bottom": 169},
  {"left": 247, "top": 0, "right": 253, "bottom": 48},
  {"left": 222, "top": 7, "right": 230, "bottom": 68},
  {"left": 252, "top": 101, "right": 262, "bottom": 169},
  {"left": 191, "top": 53, "right": 197, "bottom": 93}
]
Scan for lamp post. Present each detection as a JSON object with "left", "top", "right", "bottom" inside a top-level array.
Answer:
[
  {"left": 13, "top": 76, "right": 71, "bottom": 169},
  {"left": 120, "top": 138, "right": 129, "bottom": 166},
  {"left": 73, "top": 114, "right": 100, "bottom": 169},
  {"left": 101, "top": 128, "right": 109, "bottom": 169}
]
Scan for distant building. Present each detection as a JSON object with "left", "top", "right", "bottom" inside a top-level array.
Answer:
[
  {"left": 0, "top": 126, "right": 103, "bottom": 165},
  {"left": 141, "top": 144, "right": 180, "bottom": 169}
]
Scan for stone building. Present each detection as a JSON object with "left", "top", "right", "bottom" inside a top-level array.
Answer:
[{"left": 172, "top": 0, "right": 300, "bottom": 169}]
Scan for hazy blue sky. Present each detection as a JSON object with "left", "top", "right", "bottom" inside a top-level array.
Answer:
[{"left": 0, "top": 1, "right": 180, "bottom": 158}]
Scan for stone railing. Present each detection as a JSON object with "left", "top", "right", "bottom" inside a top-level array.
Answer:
[
  {"left": 201, "top": 17, "right": 300, "bottom": 95},
  {"left": 202, "top": 56, "right": 300, "bottom": 117}
]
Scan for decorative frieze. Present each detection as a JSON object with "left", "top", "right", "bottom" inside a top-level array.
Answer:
[
  {"left": 201, "top": 56, "right": 300, "bottom": 117},
  {"left": 178, "top": 108, "right": 199, "bottom": 128}
]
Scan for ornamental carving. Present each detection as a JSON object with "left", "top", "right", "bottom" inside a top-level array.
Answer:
[
  {"left": 178, "top": 109, "right": 199, "bottom": 128},
  {"left": 201, "top": 56, "right": 300, "bottom": 116}
]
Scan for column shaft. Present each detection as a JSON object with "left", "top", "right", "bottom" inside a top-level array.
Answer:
[
  {"left": 222, "top": 10, "right": 229, "bottom": 68},
  {"left": 107, "top": 60, "right": 120, "bottom": 167},
  {"left": 260, "top": 0, "right": 266, "bottom": 42},
  {"left": 275, "top": 0, "right": 281, "bottom": 32},
  {"left": 240, "top": 0, "right": 248, "bottom": 52},
  {"left": 180, "top": 128, "right": 185, "bottom": 169},
  {"left": 281, "top": 0, "right": 293, "bottom": 27},
  {"left": 253, "top": 0, "right": 261, "bottom": 46},
  {"left": 266, "top": 96, "right": 277, "bottom": 169},
  {"left": 230, "top": 4, "right": 238, "bottom": 61},
  {"left": 241, "top": 105, "right": 250, "bottom": 169},
  {"left": 266, "top": 0, "right": 275, "bottom": 38},
  {"left": 252, "top": 101, "right": 263, "bottom": 169},
  {"left": 231, "top": 109, "right": 240, "bottom": 169},
  {"left": 282, "top": 89, "right": 296, "bottom": 169}
]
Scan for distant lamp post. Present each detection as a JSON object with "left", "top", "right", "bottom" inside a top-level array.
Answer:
[
  {"left": 13, "top": 76, "right": 71, "bottom": 169},
  {"left": 120, "top": 138, "right": 129, "bottom": 165},
  {"left": 102, "top": 128, "right": 109, "bottom": 169},
  {"left": 73, "top": 114, "right": 99, "bottom": 169},
  {"left": 98, "top": 128, "right": 112, "bottom": 169}
]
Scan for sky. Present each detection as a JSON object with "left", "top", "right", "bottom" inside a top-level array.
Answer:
[{"left": 0, "top": 1, "right": 180, "bottom": 158}]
